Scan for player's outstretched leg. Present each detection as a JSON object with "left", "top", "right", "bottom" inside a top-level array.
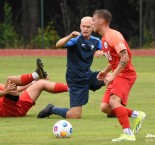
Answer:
[
  {"left": 7, "top": 58, "right": 47, "bottom": 86},
  {"left": 37, "top": 104, "right": 70, "bottom": 119},
  {"left": 18, "top": 80, "right": 68, "bottom": 117},
  {"left": 37, "top": 105, "right": 82, "bottom": 119},
  {"left": 37, "top": 104, "right": 69, "bottom": 118},
  {"left": 25, "top": 80, "right": 68, "bottom": 102}
]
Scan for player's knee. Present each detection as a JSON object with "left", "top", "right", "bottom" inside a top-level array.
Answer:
[
  {"left": 35, "top": 79, "right": 47, "bottom": 89},
  {"left": 68, "top": 114, "right": 81, "bottom": 119},
  {"left": 72, "top": 114, "right": 81, "bottom": 119},
  {"left": 100, "top": 103, "right": 108, "bottom": 114},
  {"left": 66, "top": 111, "right": 81, "bottom": 119}
]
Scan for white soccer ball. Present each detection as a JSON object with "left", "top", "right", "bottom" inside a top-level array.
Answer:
[{"left": 53, "top": 120, "right": 73, "bottom": 138}]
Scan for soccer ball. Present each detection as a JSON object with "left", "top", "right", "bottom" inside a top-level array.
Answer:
[{"left": 53, "top": 120, "right": 73, "bottom": 138}]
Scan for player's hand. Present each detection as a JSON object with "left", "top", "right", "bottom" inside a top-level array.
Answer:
[
  {"left": 94, "top": 50, "right": 104, "bottom": 58},
  {"left": 104, "top": 74, "right": 115, "bottom": 87},
  {"left": 97, "top": 71, "right": 107, "bottom": 81},
  {"left": 69, "top": 31, "right": 80, "bottom": 38},
  {"left": 4, "top": 80, "right": 17, "bottom": 94}
]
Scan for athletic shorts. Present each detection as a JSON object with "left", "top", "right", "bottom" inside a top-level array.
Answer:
[
  {"left": 102, "top": 75, "right": 136, "bottom": 106},
  {"left": 66, "top": 71, "right": 104, "bottom": 108},
  {"left": 0, "top": 91, "right": 35, "bottom": 117}
]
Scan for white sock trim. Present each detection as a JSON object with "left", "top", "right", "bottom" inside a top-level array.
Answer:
[
  {"left": 131, "top": 111, "right": 140, "bottom": 118},
  {"left": 32, "top": 72, "right": 39, "bottom": 79},
  {"left": 123, "top": 128, "right": 134, "bottom": 135}
]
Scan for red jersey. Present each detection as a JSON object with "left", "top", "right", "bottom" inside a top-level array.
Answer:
[
  {"left": 0, "top": 84, "right": 34, "bottom": 117},
  {"left": 102, "top": 29, "right": 136, "bottom": 78},
  {"left": 0, "top": 84, "right": 5, "bottom": 116}
]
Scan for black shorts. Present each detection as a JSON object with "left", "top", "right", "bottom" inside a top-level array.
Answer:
[{"left": 66, "top": 71, "right": 105, "bottom": 108}]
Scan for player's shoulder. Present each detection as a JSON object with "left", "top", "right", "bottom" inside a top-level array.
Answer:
[
  {"left": 104, "top": 29, "right": 124, "bottom": 44},
  {"left": 106, "top": 29, "right": 124, "bottom": 39},
  {"left": 90, "top": 35, "right": 101, "bottom": 42}
]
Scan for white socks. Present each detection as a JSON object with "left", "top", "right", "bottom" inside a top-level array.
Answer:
[
  {"left": 123, "top": 128, "right": 134, "bottom": 135},
  {"left": 32, "top": 72, "right": 39, "bottom": 79},
  {"left": 131, "top": 111, "right": 140, "bottom": 118}
]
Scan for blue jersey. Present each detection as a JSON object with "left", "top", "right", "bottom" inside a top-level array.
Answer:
[{"left": 65, "top": 34, "right": 102, "bottom": 74}]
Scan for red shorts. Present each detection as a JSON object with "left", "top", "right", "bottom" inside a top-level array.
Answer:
[
  {"left": 0, "top": 91, "right": 35, "bottom": 117},
  {"left": 102, "top": 75, "right": 136, "bottom": 106}
]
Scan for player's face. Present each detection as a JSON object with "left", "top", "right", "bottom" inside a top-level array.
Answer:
[
  {"left": 92, "top": 14, "right": 102, "bottom": 33},
  {"left": 80, "top": 20, "right": 93, "bottom": 37}
]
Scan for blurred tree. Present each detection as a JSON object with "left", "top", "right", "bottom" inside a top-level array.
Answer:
[
  {"left": 0, "top": 0, "right": 154, "bottom": 48},
  {"left": 0, "top": 0, "right": 5, "bottom": 23},
  {"left": 61, "top": 0, "right": 71, "bottom": 35},
  {"left": 0, "top": 2, "right": 21, "bottom": 48},
  {"left": 22, "top": 0, "right": 39, "bottom": 43},
  {"left": 144, "top": 0, "right": 155, "bottom": 38}
]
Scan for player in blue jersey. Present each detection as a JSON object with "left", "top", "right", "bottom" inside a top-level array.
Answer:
[{"left": 37, "top": 16, "right": 105, "bottom": 119}]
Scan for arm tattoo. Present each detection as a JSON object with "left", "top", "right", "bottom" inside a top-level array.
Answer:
[
  {"left": 119, "top": 61, "right": 126, "bottom": 67},
  {"left": 120, "top": 49, "right": 127, "bottom": 57},
  {"left": 119, "top": 49, "right": 129, "bottom": 67}
]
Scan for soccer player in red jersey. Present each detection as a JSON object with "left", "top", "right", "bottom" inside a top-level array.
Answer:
[
  {"left": 0, "top": 58, "right": 68, "bottom": 117},
  {"left": 93, "top": 9, "right": 146, "bottom": 141}
]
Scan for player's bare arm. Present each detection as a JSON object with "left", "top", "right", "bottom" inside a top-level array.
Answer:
[
  {"left": 56, "top": 31, "right": 80, "bottom": 48},
  {"left": 17, "top": 83, "right": 33, "bottom": 92},
  {"left": 113, "top": 49, "right": 129, "bottom": 76},
  {"left": 104, "top": 49, "right": 129, "bottom": 87},
  {"left": 97, "top": 64, "right": 112, "bottom": 81}
]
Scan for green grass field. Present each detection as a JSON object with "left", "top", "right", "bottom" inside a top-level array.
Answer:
[{"left": 0, "top": 56, "right": 155, "bottom": 145}]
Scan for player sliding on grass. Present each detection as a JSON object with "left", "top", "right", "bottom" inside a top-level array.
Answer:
[
  {"left": 92, "top": 9, "right": 146, "bottom": 141},
  {"left": 0, "top": 58, "right": 68, "bottom": 117},
  {"left": 37, "top": 16, "right": 105, "bottom": 119}
]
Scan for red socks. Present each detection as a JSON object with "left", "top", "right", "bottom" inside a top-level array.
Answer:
[
  {"left": 110, "top": 108, "right": 133, "bottom": 117},
  {"left": 113, "top": 106, "right": 130, "bottom": 129},
  {"left": 54, "top": 83, "right": 68, "bottom": 93},
  {"left": 21, "top": 74, "right": 34, "bottom": 85},
  {"left": 125, "top": 108, "right": 133, "bottom": 117}
]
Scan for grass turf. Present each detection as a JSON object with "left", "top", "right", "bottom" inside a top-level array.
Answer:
[{"left": 0, "top": 56, "right": 155, "bottom": 145}]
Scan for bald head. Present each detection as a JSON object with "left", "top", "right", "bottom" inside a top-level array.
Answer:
[
  {"left": 81, "top": 16, "right": 93, "bottom": 24},
  {"left": 80, "top": 16, "right": 93, "bottom": 39}
]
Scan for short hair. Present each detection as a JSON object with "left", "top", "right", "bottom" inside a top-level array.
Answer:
[
  {"left": 94, "top": 9, "right": 112, "bottom": 24},
  {"left": 81, "top": 16, "right": 93, "bottom": 23}
]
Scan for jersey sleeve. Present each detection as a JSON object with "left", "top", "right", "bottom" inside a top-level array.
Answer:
[
  {"left": 64, "top": 36, "right": 79, "bottom": 48},
  {"left": 109, "top": 31, "right": 127, "bottom": 54}
]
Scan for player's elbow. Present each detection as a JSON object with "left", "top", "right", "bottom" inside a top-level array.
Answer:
[
  {"left": 124, "top": 55, "right": 129, "bottom": 63},
  {"left": 55, "top": 43, "right": 60, "bottom": 49},
  {"left": 55, "top": 41, "right": 64, "bottom": 49}
]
